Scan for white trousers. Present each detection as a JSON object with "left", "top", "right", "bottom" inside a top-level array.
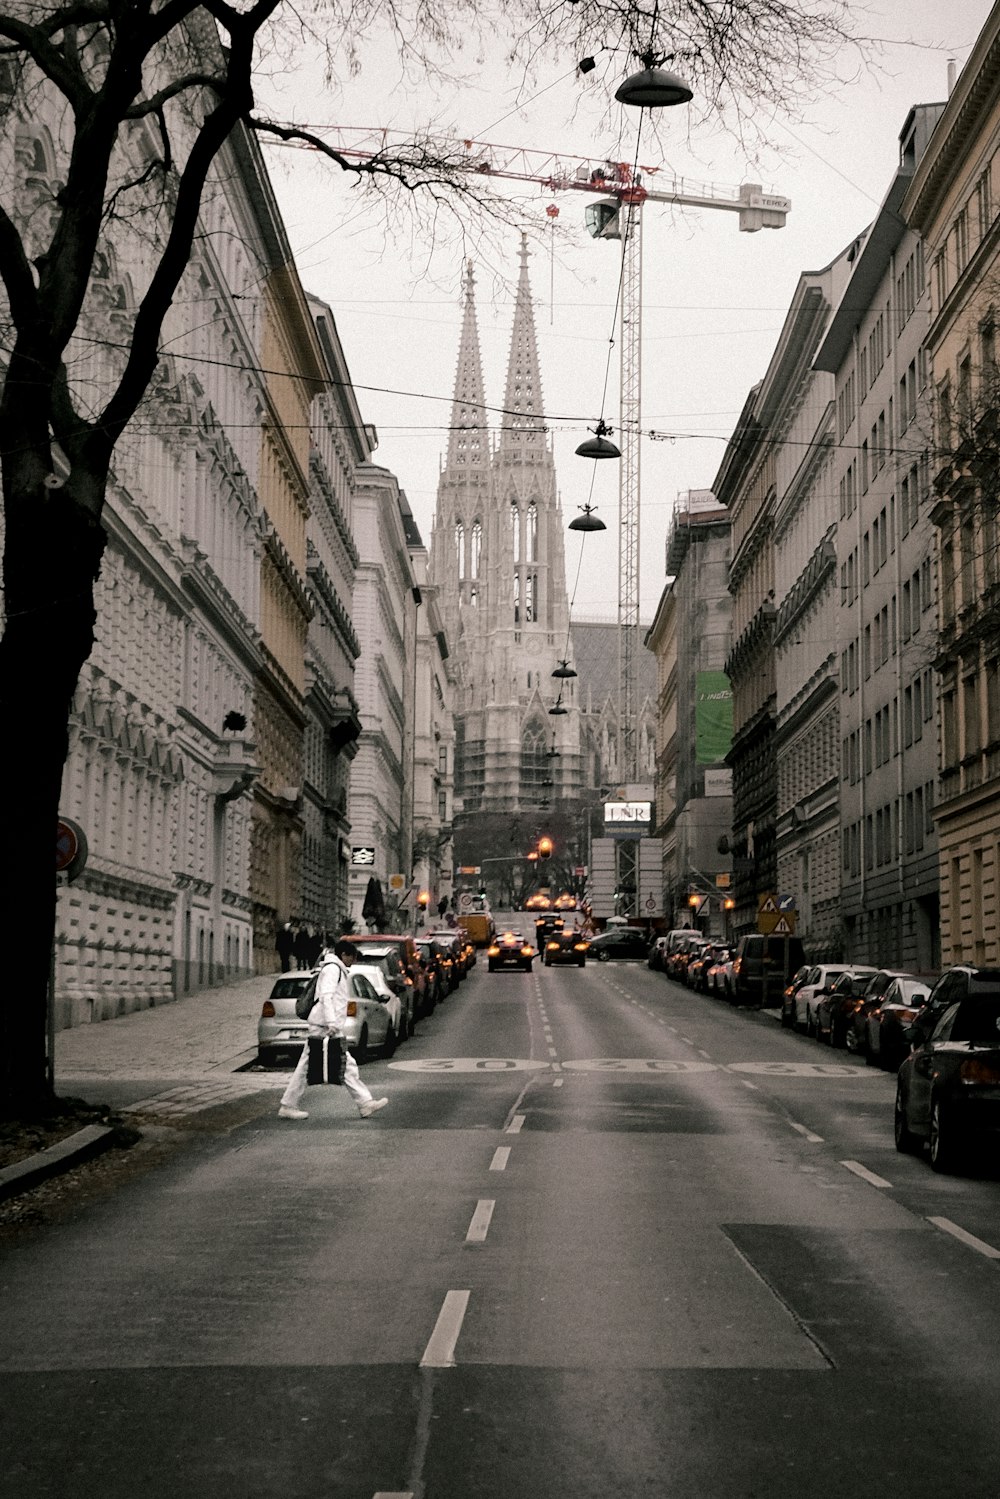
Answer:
[{"left": 281, "top": 1039, "right": 374, "bottom": 1113}]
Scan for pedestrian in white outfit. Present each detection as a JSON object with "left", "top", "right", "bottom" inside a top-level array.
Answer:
[{"left": 279, "top": 939, "right": 389, "bottom": 1120}]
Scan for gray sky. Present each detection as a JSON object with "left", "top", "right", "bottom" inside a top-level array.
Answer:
[{"left": 257, "top": 0, "right": 990, "bottom": 621}]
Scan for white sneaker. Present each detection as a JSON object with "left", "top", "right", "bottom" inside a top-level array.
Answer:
[
  {"left": 278, "top": 1105, "right": 308, "bottom": 1119},
  {"left": 359, "top": 1097, "right": 388, "bottom": 1118}
]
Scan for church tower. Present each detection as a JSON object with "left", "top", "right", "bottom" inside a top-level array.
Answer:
[{"left": 429, "top": 239, "right": 581, "bottom": 837}]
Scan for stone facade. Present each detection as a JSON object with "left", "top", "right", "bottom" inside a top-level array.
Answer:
[{"left": 903, "top": 27, "right": 1000, "bottom": 968}]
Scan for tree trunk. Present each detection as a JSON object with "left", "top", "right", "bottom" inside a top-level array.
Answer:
[{"left": 0, "top": 470, "right": 106, "bottom": 1118}]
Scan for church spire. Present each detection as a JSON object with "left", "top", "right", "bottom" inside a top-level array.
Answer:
[
  {"left": 497, "top": 234, "right": 548, "bottom": 459},
  {"left": 444, "top": 260, "right": 489, "bottom": 476}
]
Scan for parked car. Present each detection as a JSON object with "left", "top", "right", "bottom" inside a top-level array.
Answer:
[
  {"left": 690, "top": 942, "right": 729, "bottom": 993},
  {"left": 414, "top": 936, "right": 452, "bottom": 1000},
  {"left": 487, "top": 930, "right": 537, "bottom": 972},
  {"left": 256, "top": 965, "right": 402, "bottom": 1063},
  {"left": 705, "top": 947, "right": 734, "bottom": 996},
  {"left": 732, "top": 934, "right": 807, "bottom": 1008},
  {"left": 587, "top": 927, "right": 650, "bottom": 962},
  {"left": 813, "top": 966, "right": 878, "bottom": 1046},
  {"left": 865, "top": 976, "right": 935, "bottom": 1069},
  {"left": 257, "top": 970, "right": 314, "bottom": 1063},
  {"left": 842, "top": 969, "right": 909, "bottom": 1056},
  {"left": 780, "top": 965, "right": 814, "bottom": 1029},
  {"left": 342, "top": 965, "right": 404, "bottom": 1060},
  {"left": 339, "top": 934, "right": 427, "bottom": 1028},
  {"left": 792, "top": 964, "right": 853, "bottom": 1034},
  {"left": 667, "top": 932, "right": 707, "bottom": 982},
  {"left": 894, "top": 981, "right": 1000, "bottom": 1171},
  {"left": 542, "top": 929, "right": 589, "bottom": 967},
  {"left": 647, "top": 935, "right": 670, "bottom": 971},
  {"left": 426, "top": 928, "right": 473, "bottom": 977},
  {"left": 524, "top": 893, "right": 551, "bottom": 911}
]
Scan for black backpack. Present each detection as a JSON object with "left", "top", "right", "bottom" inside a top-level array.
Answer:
[{"left": 294, "top": 972, "right": 320, "bottom": 1020}]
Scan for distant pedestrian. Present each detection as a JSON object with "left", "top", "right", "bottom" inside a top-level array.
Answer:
[
  {"left": 306, "top": 925, "right": 323, "bottom": 968},
  {"left": 293, "top": 922, "right": 311, "bottom": 972},
  {"left": 278, "top": 940, "right": 388, "bottom": 1121},
  {"left": 276, "top": 921, "right": 294, "bottom": 972}
]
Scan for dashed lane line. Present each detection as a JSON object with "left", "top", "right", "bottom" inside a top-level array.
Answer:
[
  {"left": 506, "top": 1114, "right": 525, "bottom": 1134},
  {"left": 420, "top": 1290, "right": 470, "bottom": 1368},
  {"left": 928, "top": 1216, "right": 1000, "bottom": 1260},
  {"left": 490, "top": 1146, "right": 511, "bottom": 1171},
  {"left": 790, "top": 1121, "right": 824, "bottom": 1143},
  {"left": 465, "top": 1200, "right": 496, "bottom": 1244},
  {"left": 840, "top": 1159, "right": 893, "bottom": 1189}
]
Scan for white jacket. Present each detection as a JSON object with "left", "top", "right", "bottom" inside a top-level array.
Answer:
[{"left": 306, "top": 953, "right": 351, "bottom": 1036}]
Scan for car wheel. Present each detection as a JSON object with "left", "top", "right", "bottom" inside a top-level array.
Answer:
[
  {"left": 596, "top": 948, "right": 610, "bottom": 962},
  {"left": 578, "top": 958, "right": 585, "bottom": 967},
  {"left": 543, "top": 955, "right": 551, "bottom": 967},
  {"left": 894, "top": 1087, "right": 921, "bottom": 1154},
  {"left": 488, "top": 962, "right": 496, "bottom": 972},
  {"left": 382, "top": 1023, "right": 397, "bottom": 1058},
  {"left": 356, "top": 1025, "right": 369, "bottom": 1065},
  {"left": 929, "top": 1099, "right": 963, "bottom": 1174}
]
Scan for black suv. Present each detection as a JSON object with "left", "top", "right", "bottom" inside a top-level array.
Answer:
[{"left": 731, "top": 933, "right": 806, "bottom": 1007}]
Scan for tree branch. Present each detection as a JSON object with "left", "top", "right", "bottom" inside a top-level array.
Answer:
[
  {"left": 124, "top": 72, "right": 225, "bottom": 118},
  {"left": 0, "top": 13, "right": 94, "bottom": 109}
]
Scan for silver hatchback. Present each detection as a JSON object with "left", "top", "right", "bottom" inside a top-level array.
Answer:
[{"left": 257, "top": 966, "right": 403, "bottom": 1064}]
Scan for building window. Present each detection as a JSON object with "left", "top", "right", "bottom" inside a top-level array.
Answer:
[
  {"left": 511, "top": 502, "right": 520, "bottom": 563},
  {"left": 526, "top": 503, "right": 537, "bottom": 563},
  {"left": 471, "top": 520, "right": 482, "bottom": 579},
  {"left": 455, "top": 520, "right": 465, "bottom": 580}
]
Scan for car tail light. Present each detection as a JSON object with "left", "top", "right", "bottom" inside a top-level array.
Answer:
[
  {"left": 346, "top": 1001, "right": 358, "bottom": 1016},
  {"left": 547, "top": 941, "right": 559, "bottom": 951},
  {"left": 487, "top": 945, "right": 500, "bottom": 957},
  {"left": 262, "top": 1000, "right": 275, "bottom": 1018},
  {"left": 574, "top": 942, "right": 588, "bottom": 952},
  {"left": 960, "top": 1058, "right": 1000, "bottom": 1085},
  {"left": 733, "top": 958, "right": 742, "bottom": 975},
  {"left": 521, "top": 946, "right": 533, "bottom": 956}
]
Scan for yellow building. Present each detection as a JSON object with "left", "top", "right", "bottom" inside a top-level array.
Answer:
[
  {"left": 903, "top": 8, "right": 1000, "bottom": 963},
  {"left": 248, "top": 191, "right": 326, "bottom": 968}
]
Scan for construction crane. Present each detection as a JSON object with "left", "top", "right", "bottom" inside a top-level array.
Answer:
[{"left": 298, "top": 129, "right": 789, "bottom": 904}]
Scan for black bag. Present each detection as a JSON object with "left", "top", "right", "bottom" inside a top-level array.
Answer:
[
  {"left": 294, "top": 973, "right": 319, "bottom": 1021},
  {"left": 307, "top": 1035, "right": 346, "bottom": 1086}
]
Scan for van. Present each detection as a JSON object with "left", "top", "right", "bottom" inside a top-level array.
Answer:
[{"left": 731, "top": 933, "right": 806, "bottom": 1007}]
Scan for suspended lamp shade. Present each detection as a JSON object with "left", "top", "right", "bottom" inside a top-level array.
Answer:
[
  {"left": 576, "top": 419, "right": 621, "bottom": 460},
  {"left": 552, "top": 659, "right": 578, "bottom": 680},
  {"left": 568, "top": 504, "right": 607, "bottom": 533},
  {"left": 548, "top": 700, "right": 568, "bottom": 716},
  {"left": 615, "top": 65, "right": 693, "bottom": 109}
]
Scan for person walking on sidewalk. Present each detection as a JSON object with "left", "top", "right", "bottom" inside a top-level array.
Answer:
[{"left": 278, "top": 938, "right": 388, "bottom": 1121}]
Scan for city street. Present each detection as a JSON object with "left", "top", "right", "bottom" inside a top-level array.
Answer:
[{"left": 3, "top": 947, "right": 1000, "bottom": 1498}]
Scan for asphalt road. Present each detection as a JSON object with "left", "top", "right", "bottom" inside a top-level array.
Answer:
[{"left": 3, "top": 941, "right": 1000, "bottom": 1498}]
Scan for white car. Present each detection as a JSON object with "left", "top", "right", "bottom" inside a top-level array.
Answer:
[
  {"left": 256, "top": 964, "right": 403, "bottom": 1064},
  {"left": 793, "top": 965, "right": 854, "bottom": 1036},
  {"left": 343, "top": 963, "right": 404, "bottom": 1060}
]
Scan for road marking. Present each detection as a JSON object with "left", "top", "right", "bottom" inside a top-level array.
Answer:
[
  {"left": 547, "top": 1046, "right": 559, "bottom": 1058},
  {"left": 390, "top": 1057, "right": 548, "bottom": 1073},
  {"left": 680, "top": 1036, "right": 694, "bottom": 1045},
  {"left": 465, "top": 1200, "right": 496, "bottom": 1243},
  {"left": 790, "top": 1121, "right": 824, "bottom": 1143},
  {"left": 928, "top": 1216, "right": 1000, "bottom": 1260},
  {"left": 840, "top": 1160, "right": 893, "bottom": 1189},
  {"left": 697, "top": 1049, "right": 712, "bottom": 1060},
  {"left": 506, "top": 1114, "right": 525, "bottom": 1133},
  {"left": 373, "top": 1492, "right": 413, "bottom": 1498},
  {"left": 553, "top": 1078, "right": 564, "bottom": 1087},
  {"left": 729, "top": 1061, "right": 878, "bottom": 1078},
  {"left": 490, "top": 1146, "right": 511, "bottom": 1171},
  {"left": 563, "top": 1058, "right": 715, "bottom": 1074},
  {"left": 740, "top": 1080, "right": 759, "bottom": 1091},
  {"left": 420, "top": 1290, "right": 470, "bottom": 1368}
]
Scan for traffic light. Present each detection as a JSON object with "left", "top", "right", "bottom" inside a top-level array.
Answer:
[
  {"left": 417, "top": 889, "right": 430, "bottom": 912},
  {"left": 723, "top": 897, "right": 736, "bottom": 911},
  {"left": 538, "top": 836, "right": 553, "bottom": 860}
]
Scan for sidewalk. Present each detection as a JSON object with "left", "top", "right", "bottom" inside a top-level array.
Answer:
[{"left": 2, "top": 973, "right": 286, "bottom": 1204}]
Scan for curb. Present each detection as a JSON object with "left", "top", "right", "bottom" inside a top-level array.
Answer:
[{"left": 0, "top": 1124, "right": 118, "bottom": 1204}]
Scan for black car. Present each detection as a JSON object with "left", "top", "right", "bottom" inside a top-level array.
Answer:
[
  {"left": 731, "top": 933, "right": 806, "bottom": 1008},
  {"left": 865, "top": 975, "right": 934, "bottom": 1070},
  {"left": 487, "top": 931, "right": 537, "bottom": 972},
  {"left": 586, "top": 928, "right": 650, "bottom": 962},
  {"left": 895, "top": 984, "right": 1000, "bottom": 1171},
  {"left": 541, "top": 929, "right": 589, "bottom": 967},
  {"left": 415, "top": 937, "right": 452, "bottom": 999},
  {"left": 814, "top": 966, "right": 878, "bottom": 1047}
]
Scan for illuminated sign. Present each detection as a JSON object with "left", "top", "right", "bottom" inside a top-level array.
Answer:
[{"left": 603, "top": 801, "right": 652, "bottom": 839}]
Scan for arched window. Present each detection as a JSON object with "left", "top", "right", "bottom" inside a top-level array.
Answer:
[
  {"left": 511, "top": 502, "right": 520, "bottom": 563},
  {"left": 525, "top": 572, "right": 535, "bottom": 623},
  {"left": 520, "top": 721, "right": 548, "bottom": 801},
  {"left": 526, "top": 503, "right": 537, "bottom": 562},
  {"left": 513, "top": 572, "right": 520, "bottom": 624},
  {"left": 471, "top": 520, "right": 482, "bottom": 578},
  {"left": 455, "top": 520, "right": 465, "bottom": 580}
]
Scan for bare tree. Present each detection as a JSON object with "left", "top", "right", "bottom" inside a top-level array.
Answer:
[{"left": 0, "top": 0, "right": 859, "bottom": 1116}]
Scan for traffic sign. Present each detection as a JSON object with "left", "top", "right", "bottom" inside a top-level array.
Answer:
[
  {"left": 771, "top": 913, "right": 797, "bottom": 935},
  {"left": 458, "top": 865, "right": 481, "bottom": 874},
  {"left": 351, "top": 846, "right": 375, "bottom": 866},
  {"left": 778, "top": 893, "right": 797, "bottom": 912},
  {"left": 758, "top": 893, "right": 778, "bottom": 914},
  {"left": 56, "top": 817, "right": 88, "bottom": 879}
]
